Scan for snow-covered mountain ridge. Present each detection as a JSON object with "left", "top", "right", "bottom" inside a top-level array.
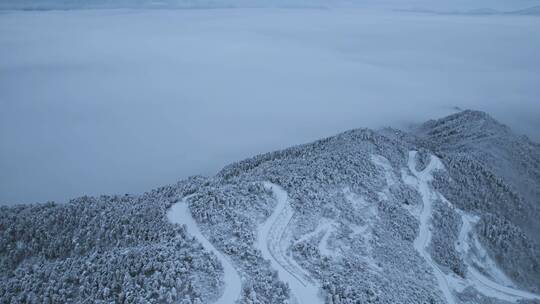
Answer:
[{"left": 1, "top": 110, "right": 539, "bottom": 303}]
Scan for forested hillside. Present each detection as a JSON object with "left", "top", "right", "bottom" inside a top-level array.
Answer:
[{"left": 1, "top": 110, "right": 539, "bottom": 304}]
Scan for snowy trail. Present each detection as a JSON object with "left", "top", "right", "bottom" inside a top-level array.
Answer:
[
  {"left": 294, "top": 219, "right": 337, "bottom": 257},
  {"left": 457, "top": 213, "right": 540, "bottom": 302},
  {"left": 404, "top": 151, "right": 540, "bottom": 304},
  {"left": 256, "top": 182, "right": 323, "bottom": 304},
  {"left": 404, "top": 151, "right": 456, "bottom": 304},
  {"left": 167, "top": 198, "right": 242, "bottom": 304}
]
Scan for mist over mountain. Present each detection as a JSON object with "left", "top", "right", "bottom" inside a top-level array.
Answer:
[
  {"left": 1, "top": 0, "right": 539, "bottom": 302},
  {"left": 2, "top": 7, "right": 539, "bottom": 206},
  {"left": 2, "top": 0, "right": 539, "bottom": 11},
  {"left": 1, "top": 110, "right": 539, "bottom": 304}
]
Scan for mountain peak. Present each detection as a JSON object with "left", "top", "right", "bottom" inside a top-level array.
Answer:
[{"left": 414, "top": 109, "right": 511, "bottom": 149}]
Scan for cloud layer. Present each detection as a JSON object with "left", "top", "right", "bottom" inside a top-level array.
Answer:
[{"left": 1, "top": 8, "right": 539, "bottom": 204}]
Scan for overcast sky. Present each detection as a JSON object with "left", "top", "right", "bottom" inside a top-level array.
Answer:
[{"left": 1, "top": 8, "right": 539, "bottom": 205}]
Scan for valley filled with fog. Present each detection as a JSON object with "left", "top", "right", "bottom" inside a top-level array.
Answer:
[{"left": 1, "top": 6, "right": 540, "bottom": 204}]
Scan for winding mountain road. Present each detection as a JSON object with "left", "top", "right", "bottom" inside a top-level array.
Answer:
[
  {"left": 167, "top": 198, "right": 242, "bottom": 304},
  {"left": 457, "top": 212, "right": 540, "bottom": 302},
  {"left": 404, "top": 150, "right": 540, "bottom": 304},
  {"left": 404, "top": 151, "right": 456, "bottom": 304},
  {"left": 256, "top": 182, "right": 323, "bottom": 304}
]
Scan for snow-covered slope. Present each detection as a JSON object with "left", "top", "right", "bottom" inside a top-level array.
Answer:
[
  {"left": 168, "top": 197, "right": 242, "bottom": 304},
  {"left": 1, "top": 110, "right": 539, "bottom": 304},
  {"left": 413, "top": 110, "right": 540, "bottom": 292},
  {"left": 255, "top": 183, "right": 323, "bottom": 304}
]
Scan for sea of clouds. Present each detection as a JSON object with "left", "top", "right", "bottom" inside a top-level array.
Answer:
[{"left": 1, "top": 7, "right": 539, "bottom": 204}]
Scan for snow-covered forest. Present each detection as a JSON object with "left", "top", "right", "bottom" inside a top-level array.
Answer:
[
  {"left": 1, "top": 0, "right": 540, "bottom": 300},
  {"left": 1, "top": 110, "right": 539, "bottom": 303}
]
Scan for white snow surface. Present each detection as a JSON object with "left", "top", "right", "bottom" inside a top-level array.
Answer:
[
  {"left": 294, "top": 218, "right": 338, "bottom": 257},
  {"left": 456, "top": 211, "right": 540, "bottom": 302},
  {"left": 371, "top": 155, "right": 398, "bottom": 202},
  {"left": 342, "top": 187, "right": 380, "bottom": 270},
  {"left": 404, "top": 150, "right": 540, "bottom": 303},
  {"left": 458, "top": 213, "right": 515, "bottom": 288},
  {"left": 257, "top": 182, "right": 324, "bottom": 304},
  {"left": 403, "top": 151, "right": 457, "bottom": 304},
  {"left": 167, "top": 198, "right": 242, "bottom": 304},
  {"left": 317, "top": 223, "right": 337, "bottom": 257}
]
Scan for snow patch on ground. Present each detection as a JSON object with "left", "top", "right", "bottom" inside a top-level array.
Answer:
[
  {"left": 167, "top": 198, "right": 242, "bottom": 304},
  {"left": 370, "top": 155, "right": 397, "bottom": 201},
  {"left": 294, "top": 218, "right": 338, "bottom": 257},
  {"left": 458, "top": 213, "right": 515, "bottom": 288},
  {"left": 318, "top": 223, "right": 337, "bottom": 257},
  {"left": 342, "top": 187, "right": 380, "bottom": 270},
  {"left": 343, "top": 187, "right": 378, "bottom": 220},
  {"left": 257, "top": 182, "right": 324, "bottom": 304}
]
